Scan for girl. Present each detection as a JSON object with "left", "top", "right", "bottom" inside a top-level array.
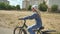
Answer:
[{"left": 19, "top": 5, "right": 43, "bottom": 34}]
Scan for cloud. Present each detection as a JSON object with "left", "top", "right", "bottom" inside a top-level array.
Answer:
[
  {"left": 8, "top": 0, "right": 22, "bottom": 5},
  {"left": 8, "top": 0, "right": 22, "bottom": 8}
]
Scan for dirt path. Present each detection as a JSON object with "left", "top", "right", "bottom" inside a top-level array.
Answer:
[{"left": 0, "top": 27, "right": 13, "bottom": 34}]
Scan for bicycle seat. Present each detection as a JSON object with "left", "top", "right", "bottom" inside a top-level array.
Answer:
[
  {"left": 39, "top": 26, "right": 44, "bottom": 30},
  {"left": 33, "top": 26, "right": 44, "bottom": 31}
]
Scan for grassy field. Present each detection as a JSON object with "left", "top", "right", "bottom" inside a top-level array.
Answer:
[{"left": 0, "top": 10, "right": 60, "bottom": 34}]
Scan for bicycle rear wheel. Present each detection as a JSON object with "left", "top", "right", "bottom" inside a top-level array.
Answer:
[{"left": 13, "top": 27, "right": 27, "bottom": 34}]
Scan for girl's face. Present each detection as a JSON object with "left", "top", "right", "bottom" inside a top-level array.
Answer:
[{"left": 32, "top": 8, "right": 37, "bottom": 12}]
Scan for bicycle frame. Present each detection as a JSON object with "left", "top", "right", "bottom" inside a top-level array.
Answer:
[{"left": 22, "top": 20, "right": 28, "bottom": 28}]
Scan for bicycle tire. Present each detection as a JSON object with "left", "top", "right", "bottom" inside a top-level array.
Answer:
[{"left": 13, "top": 27, "right": 27, "bottom": 34}]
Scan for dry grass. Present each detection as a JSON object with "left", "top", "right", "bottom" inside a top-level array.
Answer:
[{"left": 0, "top": 10, "right": 60, "bottom": 34}]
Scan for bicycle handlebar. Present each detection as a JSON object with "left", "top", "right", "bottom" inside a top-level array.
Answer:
[
  {"left": 18, "top": 18, "right": 26, "bottom": 24},
  {"left": 18, "top": 18, "right": 26, "bottom": 23},
  {"left": 18, "top": 18, "right": 27, "bottom": 28}
]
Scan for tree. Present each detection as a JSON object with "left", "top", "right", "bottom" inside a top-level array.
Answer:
[
  {"left": 0, "top": 2, "right": 6, "bottom": 10},
  {"left": 6, "top": 5, "right": 16, "bottom": 10},
  {"left": 27, "top": 5, "right": 32, "bottom": 10},
  {"left": 51, "top": 4, "right": 58, "bottom": 11},
  {"left": 16, "top": 5, "right": 20, "bottom": 10},
  {"left": 6, "top": 5, "right": 12, "bottom": 10},
  {"left": 43, "top": 0, "right": 46, "bottom": 4},
  {"left": 38, "top": 0, "right": 48, "bottom": 11},
  {"left": 38, "top": 3, "right": 48, "bottom": 11}
]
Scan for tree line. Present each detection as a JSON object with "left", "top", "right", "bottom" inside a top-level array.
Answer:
[
  {"left": 0, "top": 2, "right": 21, "bottom": 10},
  {"left": 0, "top": 2, "right": 59, "bottom": 12},
  {"left": 27, "top": 1, "right": 58, "bottom": 12}
]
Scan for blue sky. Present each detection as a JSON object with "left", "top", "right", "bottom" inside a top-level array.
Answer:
[{"left": 8, "top": 0, "right": 23, "bottom": 8}]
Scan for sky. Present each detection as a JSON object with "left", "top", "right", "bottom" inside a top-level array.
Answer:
[{"left": 8, "top": 0, "right": 23, "bottom": 8}]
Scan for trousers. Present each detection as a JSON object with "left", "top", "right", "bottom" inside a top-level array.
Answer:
[{"left": 28, "top": 25, "right": 41, "bottom": 34}]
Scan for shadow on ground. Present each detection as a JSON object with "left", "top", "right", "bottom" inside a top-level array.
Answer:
[{"left": 42, "top": 30, "right": 56, "bottom": 34}]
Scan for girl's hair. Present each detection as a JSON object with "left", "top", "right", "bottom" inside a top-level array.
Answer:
[{"left": 31, "top": 5, "right": 41, "bottom": 17}]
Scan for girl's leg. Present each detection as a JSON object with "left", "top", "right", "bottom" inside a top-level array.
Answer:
[
  {"left": 28, "top": 28, "right": 35, "bottom": 34},
  {"left": 28, "top": 25, "right": 39, "bottom": 34}
]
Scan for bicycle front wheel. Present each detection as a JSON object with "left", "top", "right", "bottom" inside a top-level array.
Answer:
[
  {"left": 13, "top": 27, "right": 27, "bottom": 34},
  {"left": 19, "top": 29, "right": 27, "bottom": 34}
]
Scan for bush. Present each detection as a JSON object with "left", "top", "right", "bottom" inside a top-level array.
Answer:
[
  {"left": 51, "top": 5, "right": 58, "bottom": 11},
  {"left": 11, "top": 6, "right": 16, "bottom": 10},
  {"left": 0, "top": 2, "right": 6, "bottom": 10},
  {"left": 27, "top": 5, "right": 32, "bottom": 10},
  {"left": 6, "top": 5, "right": 11, "bottom": 10},
  {"left": 6, "top": 5, "right": 14, "bottom": 10},
  {"left": 38, "top": 3, "right": 48, "bottom": 11},
  {"left": 16, "top": 5, "right": 20, "bottom": 10}
]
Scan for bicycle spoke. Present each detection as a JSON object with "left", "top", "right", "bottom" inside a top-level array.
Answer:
[
  {"left": 40, "top": 31, "right": 42, "bottom": 34},
  {"left": 19, "top": 29, "right": 22, "bottom": 34}
]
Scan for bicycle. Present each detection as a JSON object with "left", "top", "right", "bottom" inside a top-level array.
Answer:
[
  {"left": 13, "top": 19, "right": 56, "bottom": 34},
  {"left": 13, "top": 19, "right": 44, "bottom": 34}
]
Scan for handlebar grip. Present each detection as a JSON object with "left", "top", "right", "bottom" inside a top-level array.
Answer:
[{"left": 18, "top": 18, "right": 26, "bottom": 23}]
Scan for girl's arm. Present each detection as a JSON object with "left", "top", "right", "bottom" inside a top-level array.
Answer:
[{"left": 19, "top": 14, "right": 37, "bottom": 20}]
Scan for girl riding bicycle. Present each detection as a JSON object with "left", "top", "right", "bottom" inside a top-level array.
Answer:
[{"left": 19, "top": 5, "right": 43, "bottom": 34}]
